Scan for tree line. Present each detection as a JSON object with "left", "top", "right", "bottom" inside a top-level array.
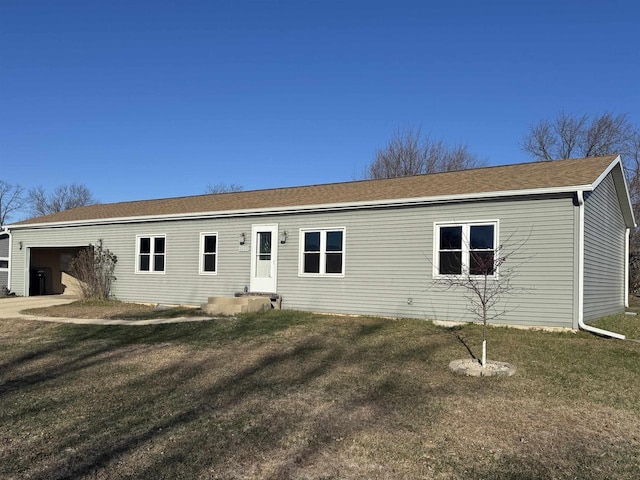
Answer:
[{"left": 2, "top": 111, "right": 639, "bottom": 291}]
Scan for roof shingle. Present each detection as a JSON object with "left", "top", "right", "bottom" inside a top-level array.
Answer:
[{"left": 13, "top": 155, "right": 619, "bottom": 226}]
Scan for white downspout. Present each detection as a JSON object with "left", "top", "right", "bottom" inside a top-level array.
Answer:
[
  {"left": 5, "top": 228, "right": 11, "bottom": 292},
  {"left": 625, "top": 228, "right": 630, "bottom": 308},
  {"left": 577, "top": 190, "right": 626, "bottom": 339}
]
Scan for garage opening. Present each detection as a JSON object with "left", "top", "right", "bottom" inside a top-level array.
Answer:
[{"left": 28, "top": 246, "right": 90, "bottom": 296}]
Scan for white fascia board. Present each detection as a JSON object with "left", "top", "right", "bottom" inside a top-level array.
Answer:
[
  {"left": 591, "top": 155, "right": 636, "bottom": 228},
  {"left": 591, "top": 155, "right": 622, "bottom": 188},
  {"left": 8, "top": 184, "right": 592, "bottom": 230}
]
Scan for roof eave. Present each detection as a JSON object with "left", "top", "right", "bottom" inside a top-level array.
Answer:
[{"left": 7, "top": 184, "right": 592, "bottom": 230}]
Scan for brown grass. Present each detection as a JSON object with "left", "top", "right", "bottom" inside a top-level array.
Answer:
[
  {"left": 0, "top": 310, "right": 639, "bottom": 479},
  {"left": 22, "top": 299, "right": 202, "bottom": 320}
]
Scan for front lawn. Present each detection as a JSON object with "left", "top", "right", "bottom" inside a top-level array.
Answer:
[{"left": 1, "top": 311, "right": 639, "bottom": 479}]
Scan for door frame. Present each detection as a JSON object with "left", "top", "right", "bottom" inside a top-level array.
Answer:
[{"left": 249, "top": 224, "right": 279, "bottom": 293}]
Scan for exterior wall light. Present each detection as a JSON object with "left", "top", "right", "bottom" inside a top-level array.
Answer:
[
  {"left": 279, "top": 231, "right": 288, "bottom": 244},
  {"left": 19, "top": 241, "right": 23, "bottom": 250},
  {"left": 239, "top": 233, "right": 246, "bottom": 245}
]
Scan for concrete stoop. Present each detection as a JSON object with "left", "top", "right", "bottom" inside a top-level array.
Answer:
[{"left": 201, "top": 296, "right": 273, "bottom": 316}]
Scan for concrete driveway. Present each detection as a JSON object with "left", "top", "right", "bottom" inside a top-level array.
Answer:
[
  {"left": 0, "top": 295, "right": 78, "bottom": 319},
  {"left": 0, "top": 295, "right": 212, "bottom": 325}
]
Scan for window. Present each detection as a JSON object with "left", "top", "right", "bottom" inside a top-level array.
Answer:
[
  {"left": 137, "top": 235, "right": 165, "bottom": 273},
  {"left": 0, "top": 258, "right": 8, "bottom": 270},
  {"left": 300, "top": 228, "right": 345, "bottom": 276},
  {"left": 435, "top": 222, "right": 497, "bottom": 276},
  {"left": 200, "top": 233, "right": 218, "bottom": 274}
]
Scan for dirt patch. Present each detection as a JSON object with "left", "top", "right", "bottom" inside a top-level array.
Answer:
[{"left": 449, "top": 358, "right": 516, "bottom": 377}]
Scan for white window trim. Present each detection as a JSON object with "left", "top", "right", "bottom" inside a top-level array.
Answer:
[
  {"left": 199, "top": 232, "right": 218, "bottom": 275},
  {"left": 135, "top": 234, "right": 167, "bottom": 274},
  {"left": 0, "top": 256, "right": 8, "bottom": 272},
  {"left": 298, "top": 227, "right": 346, "bottom": 277},
  {"left": 432, "top": 220, "right": 499, "bottom": 279}
]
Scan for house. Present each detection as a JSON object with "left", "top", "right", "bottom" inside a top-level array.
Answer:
[{"left": 3, "top": 155, "right": 635, "bottom": 333}]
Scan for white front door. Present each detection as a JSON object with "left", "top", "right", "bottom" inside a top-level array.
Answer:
[{"left": 250, "top": 224, "right": 278, "bottom": 293}]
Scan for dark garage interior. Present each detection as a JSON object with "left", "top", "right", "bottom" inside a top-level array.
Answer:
[{"left": 29, "top": 246, "right": 88, "bottom": 296}]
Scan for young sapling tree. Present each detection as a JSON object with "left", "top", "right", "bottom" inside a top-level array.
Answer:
[{"left": 435, "top": 228, "right": 528, "bottom": 367}]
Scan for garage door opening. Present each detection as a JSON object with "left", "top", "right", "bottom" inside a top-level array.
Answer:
[{"left": 28, "top": 246, "right": 90, "bottom": 296}]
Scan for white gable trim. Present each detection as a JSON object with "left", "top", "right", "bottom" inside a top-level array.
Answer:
[{"left": 591, "top": 155, "right": 636, "bottom": 228}]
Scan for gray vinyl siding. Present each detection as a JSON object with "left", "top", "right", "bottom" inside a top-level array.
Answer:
[
  {"left": 9, "top": 193, "right": 577, "bottom": 328},
  {"left": 0, "top": 235, "right": 9, "bottom": 257},
  {"left": 583, "top": 173, "right": 626, "bottom": 321},
  {"left": 278, "top": 195, "right": 576, "bottom": 328}
]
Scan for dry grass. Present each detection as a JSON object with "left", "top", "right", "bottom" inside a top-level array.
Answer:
[
  {"left": 0, "top": 310, "right": 639, "bottom": 479},
  {"left": 22, "top": 299, "right": 203, "bottom": 320}
]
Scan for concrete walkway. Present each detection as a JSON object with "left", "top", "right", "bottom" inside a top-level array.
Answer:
[{"left": 0, "top": 295, "right": 214, "bottom": 325}]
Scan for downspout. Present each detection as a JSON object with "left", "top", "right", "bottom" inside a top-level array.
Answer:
[
  {"left": 5, "top": 227, "right": 11, "bottom": 292},
  {"left": 576, "top": 190, "right": 626, "bottom": 339},
  {"left": 625, "top": 228, "right": 630, "bottom": 308}
]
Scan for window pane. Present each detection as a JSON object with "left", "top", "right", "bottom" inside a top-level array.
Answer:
[
  {"left": 139, "top": 254, "right": 150, "bottom": 271},
  {"left": 304, "top": 232, "right": 320, "bottom": 251},
  {"left": 326, "top": 253, "right": 342, "bottom": 273},
  {"left": 439, "top": 252, "right": 462, "bottom": 275},
  {"left": 204, "top": 254, "right": 216, "bottom": 272},
  {"left": 470, "top": 225, "right": 494, "bottom": 249},
  {"left": 154, "top": 254, "right": 165, "bottom": 272},
  {"left": 154, "top": 237, "right": 165, "bottom": 254},
  {"left": 470, "top": 251, "right": 495, "bottom": 275},
  {"left": 304, "top": 252, "right": 320, "bottom": 273},
  {"left": 140, "top": 237, "right": 151, "bottom": 254},
  {"left": 259, "top": 232, "right": 271, "bottom": 254},
  {"left": 0, "top": 260, "right": 8, "bottom": 269},
  {"left": 326, "top": 231, "right": 343, "bottom": 251},
  {"left": 204, "top": 235, "right": 216, "bottom": 253},
  {"left": 440, "top": 227, "right": 462, "bottom": 250}
]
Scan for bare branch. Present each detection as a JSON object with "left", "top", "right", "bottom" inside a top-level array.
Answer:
[
  {"left": 432, "top": 230, "right": 532, "bottom": 365},
  {"left": 0, "top": 180, "right": 26, "bottom": 226},
  {"left": 364, "top": 126, "right": 485, "bottom": 179},
  {"left": 204, "top": 183, "right": 244, "bottom": 194},
  {"left": 27, "top": 183, "right": 97, "bottom": 217}
]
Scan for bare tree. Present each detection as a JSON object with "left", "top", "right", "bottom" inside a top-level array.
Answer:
[
  {"left": 364, "top": 126, "right": 485, "bottom": 179},
  {"left": 521, "top": 111, "right": 638, "bottom": 162},
  {"left": 204, "top": 182, "right": 244, "bottom": 194},
  {"left": 434, "top": 233, "right": 529, "bottom": 367},
  {"left": 522, "top": 111, "right": 640, "bottom": 293},
  {"left": 27, "top": 183, "right": 97, "bottom": 217},
  {"left": 0, "top": 180, "right": 26, "bottom": 226}
]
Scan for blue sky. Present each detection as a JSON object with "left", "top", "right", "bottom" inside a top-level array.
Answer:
[{"left": 1, "top": 0, "right": 638, "bottom": 220}]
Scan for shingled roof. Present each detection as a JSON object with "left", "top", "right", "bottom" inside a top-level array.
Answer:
[{"left": 11, "top": 155, "right": 624, "bottom": 226}]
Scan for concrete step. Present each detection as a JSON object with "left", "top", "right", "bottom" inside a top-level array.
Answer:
[{"left": 201, "top": 296, "right": 273, "bottom": 316}]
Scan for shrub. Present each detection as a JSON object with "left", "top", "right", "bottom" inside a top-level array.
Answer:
[{"left": 69, "top": 245, "right": 117, "bottom": 300}]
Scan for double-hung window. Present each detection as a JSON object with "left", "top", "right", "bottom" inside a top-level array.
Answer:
[
  {"left": 137, "top": 235, "right": 166, "bottom": 273},
  {"left": 300, "top": 228, "right": 345, "bottom": 276},
  {"left": 435, "top": 222, "right": 497, "bottom": 276},
  {"left": 200, "top": 233, "right": 218, "bottom": 274}
]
